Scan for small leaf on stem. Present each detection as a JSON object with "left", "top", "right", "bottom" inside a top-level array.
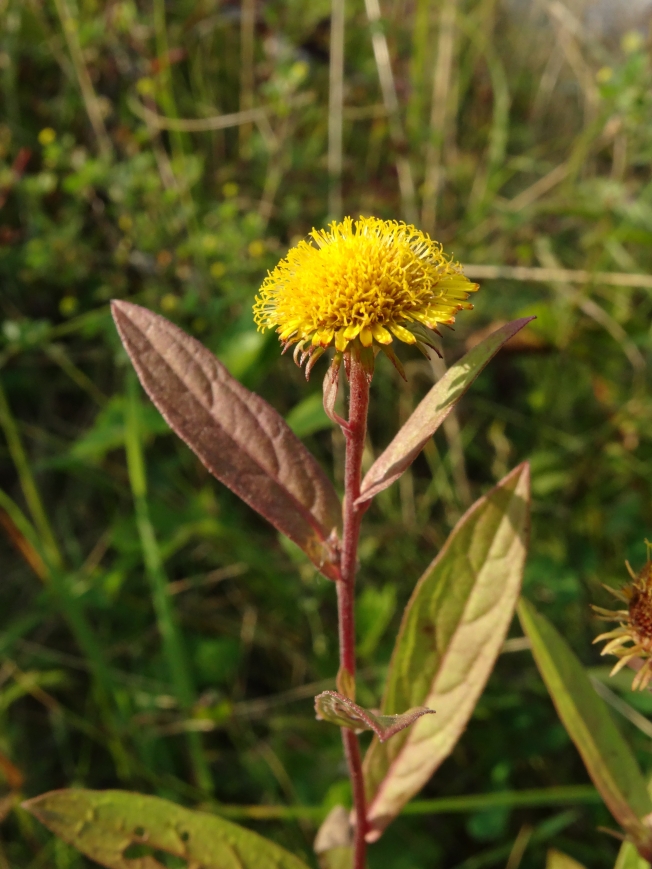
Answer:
[
  {"left": 336, "top": 666, "right": 356, "bottom": 701},
  {"left": 357, "top": 318, "right": 534, "bottom": 504},
  {"left": 315, "top": 690, "right": 434, "bottom": 742},
  {"left": 111, "top": 301, "right": 341, "bottom": 581},
  {"left": 363, "top": 463, "right": 530, "bottom": 841},
  {"left": 518, "top": 598, "right": 652, "bottom": 859},
  {"left": 23, "top": 789, "right": 311, "bottom": 869}
]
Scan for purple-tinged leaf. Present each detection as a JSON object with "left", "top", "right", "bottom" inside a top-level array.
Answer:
[
  {"left": 112, "top": 301, "right": 341, "bottom": 581},
  {"left": 519, "top": 599, "right": 652, "bottom": 858},
  {"left": 315, "top": 690, "right": 434, "bottom": 743},
  {"left": 363, "top": 464, "right": 529, "bottom": 841},
  {"left": 356, "top": 318, "right": 534, "bottom": 504},
  {"left": 23, "top": 789, "right": 311, "bottom": 869}
]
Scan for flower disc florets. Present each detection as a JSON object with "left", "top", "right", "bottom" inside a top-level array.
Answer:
[
  {"left": 593, "top": 556, "right": 652, "bottom": 690},
  {"left": 253, "top": 216, "right": 478, "bottom": 371}
]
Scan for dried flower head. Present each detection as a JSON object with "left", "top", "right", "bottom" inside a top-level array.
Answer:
[
  {"left": 593, "top": 548, "right": 652, "bottom": 690},
  {"left": 253, "top": 216, "right": 478, "bottom": 374}
]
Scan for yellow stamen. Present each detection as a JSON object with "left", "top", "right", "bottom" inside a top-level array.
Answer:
[{"left": 253, "top": 216, "right": 478, "bottom": 366}]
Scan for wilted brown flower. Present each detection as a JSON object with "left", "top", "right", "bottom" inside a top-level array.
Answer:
[{"left": 593, "top": 549, "right": 652, "bottom": 690}]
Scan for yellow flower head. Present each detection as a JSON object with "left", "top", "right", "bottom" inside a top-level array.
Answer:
[
  {"left": 253, "top": 216, "right": 478, "bottom": 372},
  {"left": 593, "top": 550, "right": 652, "bottom": 690}
]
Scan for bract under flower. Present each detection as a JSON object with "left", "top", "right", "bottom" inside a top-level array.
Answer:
[{"left": 252, "top": 216, "right": 478, "bottom": 371}]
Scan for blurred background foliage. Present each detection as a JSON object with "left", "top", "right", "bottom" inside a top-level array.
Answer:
[{"left": 1, "top": 0, "right": 652, "bottom": 866}]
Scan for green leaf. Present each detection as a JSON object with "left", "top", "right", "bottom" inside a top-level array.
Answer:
[
  {"left": 286, "top": 392, "right": 332, "bottom": 438},
  {"left": 23, "top": 789, "right": 311, "bottom": 869},
  {"left": 363, "top": 463, "right": 530, "bottom": 841},
  {"left": 356, "top": 318, "right": 534, "bottom": 504},
  {"left": 69, "top": 396, "right": 168, "bottom": 463},
  {"left": 546, "top": 849, "right": 587, "bottom": 869},
  {"left": 518, "top": 598, "right": 652, "bottom": 856},
  {"left": 111, "top": 301, "right": 341, "bottom": 581},
  {"left": 315, "top": 691, "right": 435, "bottom": 741},
  {"left": 615, "top": 841, "right": 650, "bottom": 869}
]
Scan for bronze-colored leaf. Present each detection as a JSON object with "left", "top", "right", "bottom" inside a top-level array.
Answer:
[
  {"left": 111, "top": 301, "right": 341, "bottom": 580},
  {"left": 315, "top": 691, "right": 434, "bottom": 742},
  {"left": 357, "top": 318, "right": 534, "bottom": 504},
  {"left": 363, "top": 464, "right": 530, "bottom": 841},
  {"left": 23, "top": 788, "right": 311, "bottom": 869}
]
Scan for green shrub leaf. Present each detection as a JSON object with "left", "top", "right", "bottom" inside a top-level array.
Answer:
[
  {"left": 518, "top": 598, "right": 652, "bottom": 856},
  {"left": 363, "top": 463, "right": 530, "bottom": 840},
  {"left": 23, "top": 788, "right": 311, "bottom": 869},
  {"left": 356, "top": 318, "right": 534, "bottom": 504},
  {"left": 111, "top": 301, "right": 341, "bottom": 581}
]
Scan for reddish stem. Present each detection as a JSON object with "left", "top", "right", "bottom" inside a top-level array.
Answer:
[{"left": 337, "top": 351, "right": 370, "bottom": 869}]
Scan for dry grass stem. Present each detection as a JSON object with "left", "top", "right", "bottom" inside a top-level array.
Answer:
[
  {"left": 463, "top": 264, "right": 652, "bottom": 290},
  {"left": 239, "top": 0, "right": 256, "bottom": 156},
  {"left": 364, "top": 0, "right": 418, "bottom": 223},
  {"left": 52, "top": 0, "right": 112, "bottom": 157},
  {"left": 328, "top": 0, "right": 346, "bottom": 220},
  {"left": 421, "top": 0, "right": 457, "bottom": 234}
]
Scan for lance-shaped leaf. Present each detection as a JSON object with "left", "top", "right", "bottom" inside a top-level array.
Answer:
[
  {"left": 518, "top": 599, "right": 652, "bottom": 858},
  {"left": 112, "top": 301, "right": 341, "bottom": 581},
  {"left": 356, "top": 318, "right": 534, "bottom": 504},
  {"left": 363, "top": 463, "right": 530, "bottom": 841},
  {"left": 315, "top": 691, "right": 435, "bottom": 742},
  {"left": 23, "top": 789, "right": 311, "bottom": 869}
]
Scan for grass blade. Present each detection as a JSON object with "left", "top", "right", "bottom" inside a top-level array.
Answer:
[{"left": 124, "top": 375, "right": 213, "bottom": 792}]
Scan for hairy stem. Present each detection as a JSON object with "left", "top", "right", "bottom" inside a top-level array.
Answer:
[{"left": 337, "top": 351, "right": 370, "bottom": 868}]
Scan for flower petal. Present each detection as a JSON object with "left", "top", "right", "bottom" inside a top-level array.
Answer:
[
  {"left": 371, "top": 323, "right": 393, "bottom": 344},
  {"left": 389, "top": 323, "right": 417, "bottom": 344}
]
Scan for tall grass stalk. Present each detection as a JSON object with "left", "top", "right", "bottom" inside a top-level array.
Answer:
[
  {"left": 124, "top": 375, "right": 213, "bottom": 792},
  {"left": 328, "top": 0, "right": 345, "bottom": 220}
]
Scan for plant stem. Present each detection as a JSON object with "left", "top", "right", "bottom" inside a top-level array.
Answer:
[{"left": 337, "top": 351, "right": 370, "bottom": 868}]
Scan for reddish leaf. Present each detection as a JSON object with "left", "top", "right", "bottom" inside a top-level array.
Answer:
[
  {"left": 112, "top": 301, "right": 341, "bottom": 580},
  {"left": 315, "top": 691, "right": 434, "bottom": 742},
  {"left": 356, "top": 318, "right": 534, "bottom": 504}
]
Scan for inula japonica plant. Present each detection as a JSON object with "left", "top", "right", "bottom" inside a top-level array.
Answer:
[{"left": 20, "top": 219, "right": 652, "bottom": 869}]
